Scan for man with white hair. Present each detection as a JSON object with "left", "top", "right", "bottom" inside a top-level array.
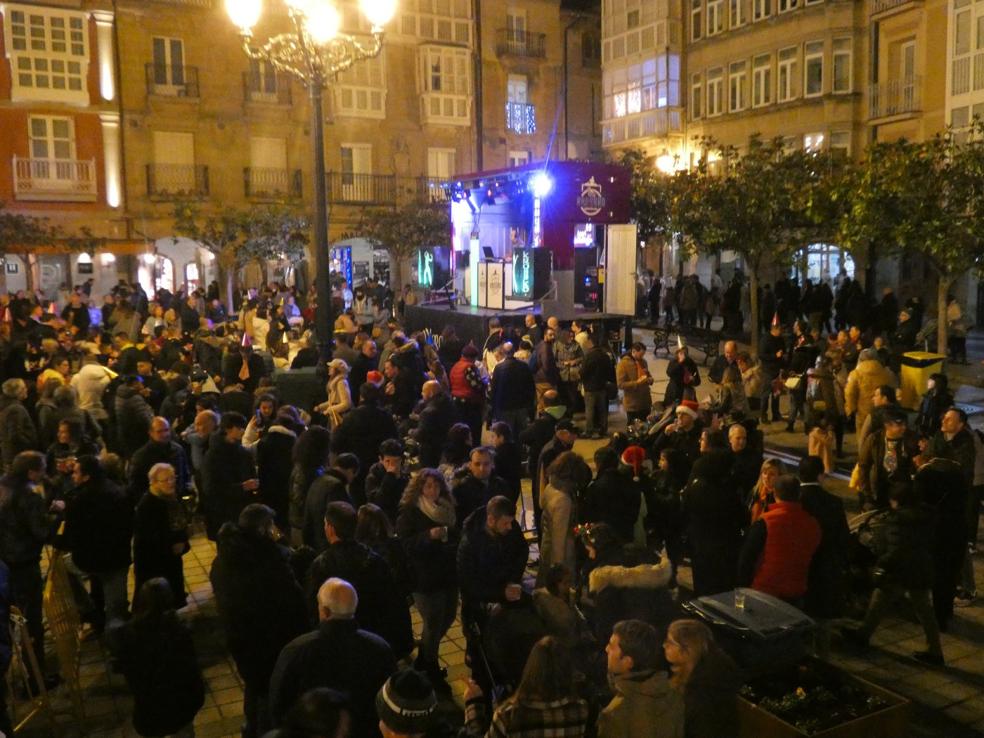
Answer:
[{"left": 269, "top": 578, "right": 396, "bottom": 737}]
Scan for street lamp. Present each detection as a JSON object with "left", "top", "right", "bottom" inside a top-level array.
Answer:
[{"left": 225, "top": 0, "right": 397, "bottom": 361}]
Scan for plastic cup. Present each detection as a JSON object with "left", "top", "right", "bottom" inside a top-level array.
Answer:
[{"left": 734, "top": 590, "right": 746, "bottom": 611}]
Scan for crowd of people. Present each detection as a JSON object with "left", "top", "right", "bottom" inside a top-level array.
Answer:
[{"left": 0, "top": 272, "right": 980, "bottom": 738}]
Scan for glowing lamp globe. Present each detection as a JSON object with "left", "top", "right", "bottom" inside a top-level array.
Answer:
[
  {"left": 226, "top": 0, "right": 262, "bottom": 32},
  {"left": 304, "top": 1, "right": 341, "bottom": 44},
  {"left": 360, "top": 0, "right": 397, "bottom": 28}
]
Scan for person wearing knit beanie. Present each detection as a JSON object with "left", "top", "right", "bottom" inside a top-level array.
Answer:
[{"left": 376, "top": 669, "right": 437, "bottom": 737}]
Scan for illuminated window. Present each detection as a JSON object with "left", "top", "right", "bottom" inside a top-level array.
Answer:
[{"left": 6, "top": 4, "right": 88, "bottom": 103}]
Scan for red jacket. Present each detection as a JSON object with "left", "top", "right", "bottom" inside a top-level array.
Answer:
[
  {"left": 747, "top": 501, "right": 821, "bottom": 601},
  {"left": 449, "top": 358, "right": 485, "bottom": 405}
]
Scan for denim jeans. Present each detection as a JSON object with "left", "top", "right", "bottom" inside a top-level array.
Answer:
[
  {"left": 583, "top": 390, "right": 609, "bottom": 436},
  {"left": 413, "top": 588, "right": 458, "bottom": 669}
]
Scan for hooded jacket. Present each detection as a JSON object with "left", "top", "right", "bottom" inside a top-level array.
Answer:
[
  {"left": 114, "top": 384, "right": 154, "bottom": 458},
  {"left": 598, "top": 668, "right": 684, "bottom": 738},
  {"left": 588, "top": 557, "right": 678, "bottom": 644},
  {"left": 0, "top": 396, "right": 37, "bottom": 471},
  {"left": 844, "top": 358, "right": 895, "bottom": 432},
  {"left": 256, "top": 424, "right": 298, "bottom": 524}
]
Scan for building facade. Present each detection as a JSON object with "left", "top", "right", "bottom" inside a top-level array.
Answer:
[{"left": 2, "top": 0, "right": 602, "bottom": 297}]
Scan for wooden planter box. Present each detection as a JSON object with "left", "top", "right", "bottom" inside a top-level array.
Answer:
[{"left": 738, "top": 662, "right": 909, "bottom": 738}]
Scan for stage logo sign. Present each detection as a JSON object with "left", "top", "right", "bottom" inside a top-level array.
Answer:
[{"left": 577, "top": 177, "right": 606, "bottom": 217}]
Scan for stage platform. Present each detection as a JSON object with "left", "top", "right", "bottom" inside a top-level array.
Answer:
[{"left": 404, "top": 303, "right": 634, "bottom": 351}]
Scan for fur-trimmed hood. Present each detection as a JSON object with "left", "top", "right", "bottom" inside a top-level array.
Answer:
[{"left": 589, "top": 558, "right": 672, "bottom": 594}]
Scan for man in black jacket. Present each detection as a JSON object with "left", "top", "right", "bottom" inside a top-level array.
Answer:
[
  {"left": 62, "top": 455, "right": 132, "bottom": 634},
  {"left": 332, "top": 383, "right": 400, "bottom": 497},
  {"left": 211, "top": 504, "right": 309, "bottom": 738},
  {"left": 304, "top": 502, "right": 413, "bottom": 660},
  {"left": 201, "top": 412, "right": 259, "bottom": 540},
  {"left": 127, "top": 417, "right": 192, "bottom": 506},
  {"left": 758, "top": 320, "right": 786, "bottom": 423},
  {"left": 364, "top": 439, "right": 409, "bottom": 525},
  {"left": 581, "top": 337, "right": 616, "bottom": 438},
  {"left": 798, "top": 456, "right": 850, "bottom": 653},
  {"left": 489, "top": 345, "right": 536, "bottom": 436},
  {"left": 451, "top": 447, "right": 512, "bottom": 525},
  {"left": 269, "top": 577, "right": 395, "bottom": 737},
  {"left": 303, "top": 454, "right": 359, "bottom": 551},
  {"left": 413, "top": 381, "right": 456, "bottom": 469}
]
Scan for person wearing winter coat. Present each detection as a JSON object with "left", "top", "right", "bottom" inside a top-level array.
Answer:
[
  {"left": 681, "top": 450, "right": 744, "bottom": 596},
  {"left": 210, "top": 505, "right": 309, "bottom": 738},
  {"left": 538, "top": 451, "right": 591, "bottom": 585},
  {"left": 331, "top": 383, "right": 399, "bottom": 498},
  {"left": 798, "top": 457, "right": 850, "bottom": 622},
  {"left": 844, "top": 349, "right": 895, "bottom": 434},
  {"left": 489, "top": 346, "right": 537, "bottom": 435},
  {"left": 580, "top": 446, "right": 643, "bottom": 544},
  {"left": 0, "top": 380, "right": 38, "bottom": 473},
  {"left": 916, "top": 373, "right": 955, "bottom": 440},
  {"left": 664, "top": 347, "right": 701, "bottom": 406},
  {"left": 617, "top": 343, "right": 654, "bottom": 423},
  {"left": 599, "top": 619, "right": 684, "bottom": 738},
  {"left": 757, "top": 322, "right": 787, "bottom": 423},
  {"left": 588, "top": 549, "right": 678, "bottom": 647},
  {"left": 664, "top": 619, "right": 741, "bottom": 738},
  {"left": 118, "top": 578, "right": 204, "bottom": 738},
  {"left": 395, "top": 469, "right": 460, "bottom": 691},
  {"left": 114, "top": 375, "right": 154, "bottom": 460},
  {"left": 128, "top": 417, "right": 192, "bottom": 507},
  {"left": 302, "top": 454, "right": 359, "bottom": 551},
  {"left": 581, "top": 337, "right": 616, "bottom": 438},
  {"left": 133, "top": 463, "right": 191, "bottom": 609},
  {"left": 256, "top": 409, "right": 302, "bottom": 529},
  {"left": 841, "top": 481, "right": 944, "bottom": 665},
  {"left": 287, "top": 426, "right": 332, "bottom": 545},
  {"left": 316, "top": 359, "right": 352, "bottom": 429},
  {"left": 490, "top": 422, "right": 524, "bottom": 505},
  {"left": 61, "top": 455, "right": 132, "bottom": 634},
  {"left": 304, "top": 501, "right": 414, "bottom": 660},
  {"left": 364, "top": 439, "right": 410, "bottom": 525},
  {"left": 414, "top": 381, "right": 458, "bottom": 469},
  {"left": 201, "top": 412, "right": 259, "bottom": 540},
  {"left": 857, "top": 407, "right": 919, "bottom": 510}
]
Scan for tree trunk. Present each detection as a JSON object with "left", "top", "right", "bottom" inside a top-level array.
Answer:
[
  {"left": 863, "top": 243, "right": 878, "bottom": 302},
  {"left": 21, "top": 253, "right": 35, "bottom": 292},
  {"left": 749, "top": 269, "right": 760, "bottom": 354},
  {"left": 937, "top": 274, "right": 953, "bottom": 359},
  {"left": 389, "top": 252, "right": 404, "bottom": 294},
  {"left": 221, "top": 263, "right": 236, "bottom": 316}
]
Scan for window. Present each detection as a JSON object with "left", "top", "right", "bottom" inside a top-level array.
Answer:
[
  {"left": 804, "top": 40, "right": 823, "bottom": 96},
  {"left": 418, "top": 46, "right": 471, "bottom": 124},
  {"left": 978, "top": 15, "right": 984, "bottom": 51},
  {"left": 778, "top": 0, "right": 797, "bottom": 11},
  {"left": 627, "top": 9, "right": 640, "bottom": 28},
  {"left": 753, "top": 0, "right": 771, "bottom": 19},
  {"left": 691, "top": 0, "right": 702, "bottom": 41},
  {"left": 427, "top": 148, "right": 456, "bottom": 179},
  {"left": 602, "top": 56, "right": 679, "bottom": 120},
  {"left": 248, "top": 59, "right": 279, "bottom": 96},
  {"left": 729, "top": 61, "right": 747, "bottom": 112},
  {"left": 336, "top": 53, "right": 386, "bottom": 118},
  {"left": 832, "top": 38, "right": 851, "bottom": 93},
  {"left": 707, "top": 67, "right": 723, "bottom": 116},
  {"left": 152, "top": 37, "right": 186, "bottom": 92},
  {"left": 952, "top": 106, "right": 970, "bottom": 129},
  {"left": 691, "top": 72, "right": 703, "bottom": 119},
  {"left": 151, "top": 131, "right": 196, "bottom": 193},
  {"left": 955, "top": 10, "right": 972, "bottom": 56},
  {"left": 803, "top": 132, "right": 824, "bottom": 152},
  {"left": 401, "top": 0, "right": 472, "bottom": 45},
  {"left": 507, "top": 74, "right": 528, "bottom": 103},
  {"left": 778, "top": 46, "right": 798, "bottom": 101},
  {"left": 752, "top": 53, "right": 772, "bottom": 106},
  {"left": 508, "top": 150, "right": 530, "bottom": 167},
  {"left": 5, "top": 5, "right": 88, "bottom": 103},
  {"left": 730, "top": 0, "right": 746, "bottom": 27},
  {"left": 707, "top": 0, "right": 724, "bottom": 35},
  {"left": 829, "top": 131, "right": 850, "bottom": 158},
  {"left": 581, "top": 31, "right": 601, "bottom": 66},
  {"left": 29, "top": 116, "right": 74, "bottom": 164},
  {"left": 340, "top": 144, "right": 372, "bottom": 200},
  {"left": 899, "top": 39, "right": 916, "bottom": 81},
  {"left": 250, "top": 137, "right": 287, "bottom": 171}
]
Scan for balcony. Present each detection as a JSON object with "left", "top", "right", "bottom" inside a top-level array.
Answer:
[
  {"left": 147, "top": 164, "right": 209, "bottom": 198},
  {"left": 242, "top": 71, "right": 292, "bottom": 105},
  {"left": 868, "top": 76, "right": 921, "bottom": 120},
  {"left": 505, "top": 102, "right": 536, "bottom": 135},
  {"left": 13, "top": 157, "right": 97, "bottom": 202},
  {"left": 327, "top": 172, "right": 396, "bottom": 205},
  {"left": 146, "top": 63, "right": 200, "bottom": 98},
  {"left": 495, "top": 28, "right": 546, "bottom": 58},
  {"left": 326, "top": 174, "right": 450, "bottom": 206},
  {"left": 870, "top": 0, "right": 921, "bottom": 15},
  {"left": 601, "top": 108, "right": 684, "bottom": 146},
  {"left": 245, "top": 168, "right": 302, "bottom": 199}
]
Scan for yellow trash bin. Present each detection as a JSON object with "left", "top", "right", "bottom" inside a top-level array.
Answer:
[{"left": 900, "top": 351, "right": 946, "bottom": 410}]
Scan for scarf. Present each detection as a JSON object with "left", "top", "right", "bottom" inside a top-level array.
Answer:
[{"left": 418, "top": 495, "right": 456, "bottom": 528}]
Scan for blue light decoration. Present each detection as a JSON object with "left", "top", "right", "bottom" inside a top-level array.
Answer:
[
  {"left": 512, "top": 247, "right": 532, "bottom": 298},
  {"left": 531, "top": 171, "right": 552, "bottom": 198},
  {"left": 330, "top": 246, "right": 353, "bottom": 287},
  {"left": 417, "top": 249, "right": 434, "bottom": 288},
  {"left": 505, "top": 102, "right": 537, "bottom": 135}
]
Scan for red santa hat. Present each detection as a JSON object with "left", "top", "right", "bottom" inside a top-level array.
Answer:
[
  {"left": 675, "top": 399, "right": 699, "bottom": 419},
  {"left": 620, "top": 445, "right": 648, "bottom": 481},
  {"left": 366, "top": 370, "right": 384, "bottom": 387}
]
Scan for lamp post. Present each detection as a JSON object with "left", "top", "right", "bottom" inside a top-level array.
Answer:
[{"left": 225, "top": 0, "right": 397, "bottom": 361}]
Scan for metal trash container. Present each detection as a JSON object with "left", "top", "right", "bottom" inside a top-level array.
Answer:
[
  {"left": 682, "top": 588, "right": 814, "bottom": 677},
  {"left": 899, "top": 351, "right": 946, "bottom": 410}
]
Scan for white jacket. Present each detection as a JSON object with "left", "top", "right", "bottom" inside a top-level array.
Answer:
[{"left": 70, "top": 363, "right": 117, "bottom": 420}]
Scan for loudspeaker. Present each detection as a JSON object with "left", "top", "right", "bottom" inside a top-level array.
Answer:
[{"left": 532, "top": 248, "right": 552, "bottom": 300}]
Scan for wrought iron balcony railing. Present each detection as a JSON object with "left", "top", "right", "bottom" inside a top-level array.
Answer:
[
  {"left": 147, "top": 163, "right": 209, "bottom": 198},
  {"left": 868, "top": 75, "right": 921, "bottom": 119},
  {"left": 245, "top": 168, "right": 302, "bottom": 199},
  {"left": 242, "top": 71, "right": 292, "bottom": 105},
  {"left": 146, "top": 63, "right": 200, "bottom": 98},
  {"left": 495, "top": 28, "right": 546, "bottom": 58}
]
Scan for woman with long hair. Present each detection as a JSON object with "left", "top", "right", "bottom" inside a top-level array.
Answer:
[
  {"left": 395, "top": 468, "right": 459, "bottom": 692},
  {"left": 747, "top": 458, "right": 783, "bottom": 525},
  {"left": 287, "top": 426, "right": 332, "bottom": 545},
  {"left": 538, "top": 450, "right": 591, "bottom": 585},
  {"left": 664, "top": 619, "right": 741, "bottom": 738},
  {"left": 467, "top": 636, "right": 589, "bottom": 737},
  {"left": 438, "top": 423, "right": 473, "bottom": 485},
  {"left": 117, "top": 578, "right": 204, "bottom": 738}
]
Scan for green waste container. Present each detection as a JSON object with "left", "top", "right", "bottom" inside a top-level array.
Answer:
[{"left": 900, "top": 351, "right": 946, "bottom": 410}]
